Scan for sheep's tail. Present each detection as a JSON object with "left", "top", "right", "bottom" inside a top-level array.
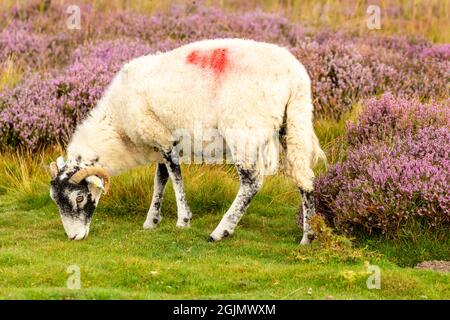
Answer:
[{"left": 284, "top": 89, "right": 326, "bottom": 191}]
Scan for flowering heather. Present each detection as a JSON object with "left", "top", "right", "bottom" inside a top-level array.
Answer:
[
  {"left": 314, "top": 96, "right": 450, "bottom": 236},
  {"left": 381, "top": 55, "right": 448, "bottom": 100},
  {"left": 419, "top": 43, "right": 450, "bottom": 60},
  {"left": 346, "top": 94, "right": 450, "bottom": 147},
  {"left": 0, "top": 2, "right": 449, "bottom": 148},
  {"left": 0, "top": 40, "right": 151, "bottom": 149},
  {"left": 302, "top": 36, "right": 448, "bottom": 117},
  {"left": 0, "top": 20, "right": 51, "bottom": 67},
  {"left": 363, "top": 34, "right": 430, "bottom": 58},
  {"left": 292, "top": 40, "right": 375, "bottom": 117}
]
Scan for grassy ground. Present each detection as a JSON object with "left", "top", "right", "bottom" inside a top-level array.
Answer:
[
  {"left": 0, "top": 196, "right": 447, "bottom": 300},
  {"left": 0, "top": 134, "right": 448, "bottom": 299}
]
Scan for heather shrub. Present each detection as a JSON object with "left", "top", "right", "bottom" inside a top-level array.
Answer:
[
  {"left": 142, "top": 5, "right": 305, "bottom": 45},
  {"left": 291, "top": 32, "right": 449, "bottom": 118},
  {"left": 360, "top": 35, "right": 449, "bottom": 100},
  {"left": 380, "top": 55, "right": 449, "bottom": 100},
  {"left": 363, "top": 34, "right": 430, "bottom": 57},
  {"left": 0, "top": 3, "right": 305, "bottom": 71},
  {"left": 346, "top": 94, "right": 450, "bottom": 147},
  {"left": 0, "top": 20, "right": 52, "bottom": 67},
  {"left": 419, "top": 43, "right": 450, "bottom": 60},
  {"left": 0, "top": 1, "right": 449, "bottom": 149},
  {"left": 314, "top": 95, "right": 450, "bottom": 237},
  {"left": 0, "top": 40, "right": 151, "bottom": 150},
  {"left": 292, "top": 40, "right": 375, "bottom": 118}
]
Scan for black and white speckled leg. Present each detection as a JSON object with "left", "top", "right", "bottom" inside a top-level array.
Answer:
[
  {"left": 300, "top": 189, "right": 316, "bottom": 245},
  {"left": 209, "top": 164, "right": 262, "bottom": 241},
  {"left": 143, "top": 163, "right": 169, "bottom": 229},
  {"left": 161, "top": 148, "right": 192, "bottom": 228}
]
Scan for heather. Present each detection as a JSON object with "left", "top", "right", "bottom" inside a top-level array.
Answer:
[
  {"left": 314, "top": 95, "right": 450, "bottom": 237},
  {"left": 0, "top": 40, "right": 152, "bottom": 148},
  {"left": 1, "top": 3, "right": 449, "bottom": 151},
  {"left": 346, "top": 94, "right": 450, "bottom": 146}
]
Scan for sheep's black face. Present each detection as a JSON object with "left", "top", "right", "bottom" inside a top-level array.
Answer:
[{"left": 50, "top": 167, "right": 102, "bottom": 240}]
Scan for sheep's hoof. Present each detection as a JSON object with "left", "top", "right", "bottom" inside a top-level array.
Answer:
[
  {"left": 300, "top": 233, "right": 315, "bottom": 245},
  {"left": 143, "top": 218, "right": 160, "bottom": 230},
  {"left": 208, "top": 229, "right": 232, "bottom": 242},
  {"left": 176, "top": 219, "right": 190, "bottom": 228}
]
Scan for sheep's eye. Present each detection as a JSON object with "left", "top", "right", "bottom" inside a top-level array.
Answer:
[{"left": 76, "top": 195, "right": 84, "bottom": 203}]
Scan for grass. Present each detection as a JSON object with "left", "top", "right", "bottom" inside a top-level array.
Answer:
[
  {"left": 0, "top": 121, "right": 448, "bottom": 299},
  {"left": 0, "top": 178, "right": 449, "bottom": 299}
]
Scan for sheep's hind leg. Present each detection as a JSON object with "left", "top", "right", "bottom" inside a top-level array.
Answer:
[
  {"left": 143, "top": 163, "right": 169, "bottom": 229},
  {"left": 161, "top": 148, "right": 192, "bottom": 228},
  {"left": 300, "top": 189, "right": 316, "bottom": 245},
  {"left": 209, "top": 164, "right": 262, "bottom": 242}
]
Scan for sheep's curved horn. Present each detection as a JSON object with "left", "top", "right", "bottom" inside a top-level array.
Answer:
[
  {"left": 50, "top": 162, "right": 58, "bottom": 179},
  {"left": 70, "top": 167, "right": 110, "bottom": 194}
]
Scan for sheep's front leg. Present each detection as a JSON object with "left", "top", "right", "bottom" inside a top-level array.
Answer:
[
  {"left": 143, "top": 163, "right": 169, "bottom": 229},
  {"left": 300, "top": 190, "right": 316, "bottom": 245},
  {"left": 209, "top": 165, "right": 262, "bottom": 241},
  {"left": 161, "top": 148, "right": 192, "bottom": 228}
]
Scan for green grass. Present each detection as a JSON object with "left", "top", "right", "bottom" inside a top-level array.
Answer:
[
  {"left": 0, "top": 191, "right": 449, "bottom": 300},
  {"left": 0, "top": 115, "right": 448, "bottom": 300},
  {"left": 0, "top": 146, "right": 449, "bottom": 299}
]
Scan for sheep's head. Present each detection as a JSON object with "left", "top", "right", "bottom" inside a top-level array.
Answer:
[{"left": 49, "top": 157, "right": 110, "bottom": 240}]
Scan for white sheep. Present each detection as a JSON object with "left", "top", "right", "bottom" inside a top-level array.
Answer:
[{"left": 49, "top": 38, "right": 325, "bottom": 243}]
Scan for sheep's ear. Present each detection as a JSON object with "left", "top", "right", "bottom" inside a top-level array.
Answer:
[
  {"left": 85, "top": 176, "right": 105, "bottom": 196},
  {"left": 49, "top": 162, "right": 58, "bottom": 180}
]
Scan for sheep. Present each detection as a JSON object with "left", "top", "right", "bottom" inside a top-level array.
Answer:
[{"left": 49, "top": 38, "right": 325, "bottom": 243}]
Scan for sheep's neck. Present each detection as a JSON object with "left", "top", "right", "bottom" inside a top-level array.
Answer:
[{"left": 66, "top": 106, "right": 147, "bottom": 176}]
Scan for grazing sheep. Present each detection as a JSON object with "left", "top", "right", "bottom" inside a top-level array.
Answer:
[{"left": 49, "top": 38, "right": 325, "bottom": 243}]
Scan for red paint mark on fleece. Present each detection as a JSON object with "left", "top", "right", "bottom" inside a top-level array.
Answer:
[{"left": 186, "top": 48, "right": 228, "bottom": 75}]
